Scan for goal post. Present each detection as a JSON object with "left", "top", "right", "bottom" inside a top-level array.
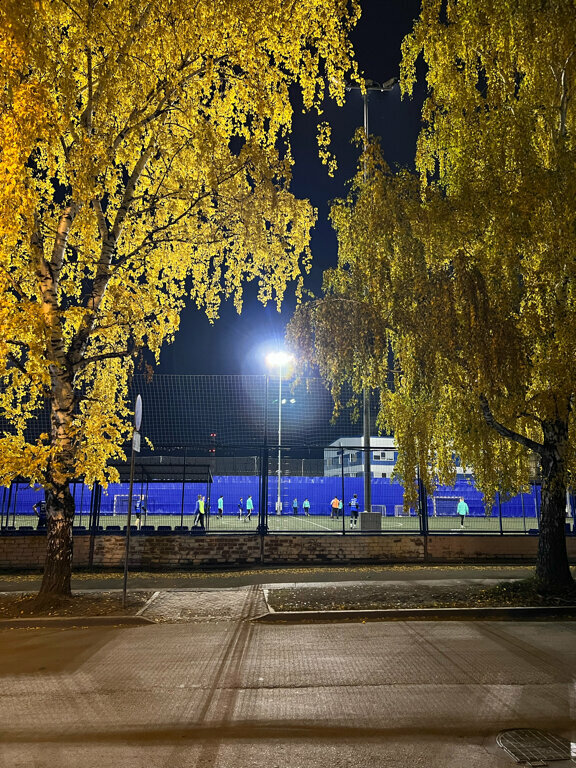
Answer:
[
  {"left": 431, "top": 496, "right": 460, "bottom": 517},
  {"left": 113, "top": 494, "right": 147, "bottom": 516}
]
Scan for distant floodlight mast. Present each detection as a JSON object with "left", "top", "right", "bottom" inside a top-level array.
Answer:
[
  {"left": 266, "top": 350, "right": 294, "bottom": 514},
  {"left": 345, "top": 75, "right": 397, "bottom": 513}
]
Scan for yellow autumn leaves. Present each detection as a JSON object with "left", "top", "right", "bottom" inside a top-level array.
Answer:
[{"left": 0, "top": 0, "right": 360, "bottom": 496}]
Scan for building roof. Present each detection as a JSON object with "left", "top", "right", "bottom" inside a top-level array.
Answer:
[{"left": 327, "top": 437, "right": 396, "bottom": 449}]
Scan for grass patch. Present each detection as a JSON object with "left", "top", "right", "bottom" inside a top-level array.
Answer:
[{"left": 266, "top": 578, "right": 576, "bottom": 612}]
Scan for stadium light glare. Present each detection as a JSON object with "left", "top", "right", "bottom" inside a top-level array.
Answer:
[
  {"left": 266, "top": 350, "right": 293, "bottom": 368},
  {"left": 266, "top": 350, "right": 294, "bottom": 515}
]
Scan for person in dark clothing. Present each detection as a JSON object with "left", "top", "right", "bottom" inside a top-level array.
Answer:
[
  {"left": 33, "top": 500, "right": 47, "bottom": 530},
  {"left": 349, "top": 493, "right": 359, "bottom": 529}
]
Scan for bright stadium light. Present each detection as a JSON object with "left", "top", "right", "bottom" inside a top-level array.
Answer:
[
  {"left": 266, "top": 350, "right": 294, "bottom": 515},
  {"left": 266, "top": 350, "right": 293, "bottom": 368}
]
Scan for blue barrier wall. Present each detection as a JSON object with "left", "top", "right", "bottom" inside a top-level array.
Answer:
[{"left": 1, "top": 476, "right": 545, "bottom": 519}]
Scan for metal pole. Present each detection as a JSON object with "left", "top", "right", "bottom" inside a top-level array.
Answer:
[
  {"left": 258, "top": 375, "right": 269, "bottom": 535},
  {"left": 3, "top": 485, "right": 11, "bottom": 528},
  {"left": 79, "top": 483, "right": 84, "bottom": 526},
  {"left": 341, "top": 444, "right": 345, "bottom": 535},
  {"left": 418, "top": 468, "right": 428, "bottom": 536},
  {"left": 180, "top": 449, "right": 186, "bottom": 528},
  {"left": 258, "top": 446, "right": 269, "bottom": 536},
  {"left": 11, "top": 482, "right": 18, "bottom": 527},
  {"left": 363, "top": 390, "right": 371, "bottom": 513},
  {"left": 264, "top": 375, "right": 269, "bottom": 446},
  {"left": 362, "top": 90, "right": 372, "bottom": 514},
  {"left": 498, "top": 491, "right": 504, "bottom": 536},
  {"left": 277, "top": 368, "right": 282, "bottom": 515},
  {"left": 139, "top": 467, "right": 144, "bottom": 527},
  {"left": 122, "top": 395, "right": 142, "bottom": 608},
  {"left": 88, "top": 482, "right": 98, "bottom": 567},
  {"left": 122, "top": 435, "right": 136, "bottom": 608}
]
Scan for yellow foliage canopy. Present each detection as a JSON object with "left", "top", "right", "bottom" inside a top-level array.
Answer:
[
  {"left": 0, "top": 0, "right": 359, "bottom": 491},
  {"left": 290, "top": 0, "right": 576, "bottom": 510}
]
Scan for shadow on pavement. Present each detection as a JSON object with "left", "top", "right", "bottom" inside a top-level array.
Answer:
[{"left": 0, "top": 626, "right": 121, "bottom": 676}]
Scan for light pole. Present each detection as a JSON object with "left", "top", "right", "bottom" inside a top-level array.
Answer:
[
  {"left": 266, "top": 351, "right": 293, "bottom": 515},
  {"left": 346, "top": 77, "right": 396, "bottom": 514},
  {"left": 122, "top": 394, "right": 142, "bottom": 609}
]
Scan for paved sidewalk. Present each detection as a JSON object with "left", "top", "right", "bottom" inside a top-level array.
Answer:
[
  {"left": 142, "top": 585, "right": 268, "bottom": 623},
  {"left": 0, "top": 563, "right": 537, "bottom": 592},
  {"left": 1, "top": 589, "right": 575, "bottom": 767}
]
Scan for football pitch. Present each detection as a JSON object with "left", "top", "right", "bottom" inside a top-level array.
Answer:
[
  {"left": 7, "top": 511, "right": 557, "bottom": 535},
  {"left": 203, "top": 512, "right": 543, "bottom": 535},
  {"left": 98, "top": 511, "right": 545, "bottom": 535}
]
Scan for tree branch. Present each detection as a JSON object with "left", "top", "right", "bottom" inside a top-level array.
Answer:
[
  {"left": 0, "top": 263, "right": 24, "bottom": 300},
  {"left": 5, "top": 352, "right": 51, "bottom": 397},
  {"left": 68, "top": 142, "right": 155, "bottom": 363},
  {"left": 92, "top": 197, "right": 109, "bottom": 242},
  {"left": 479, "top": 393, "right": 543, "bottom": 456},
  {"left": 80, "top": 46, "right": 94, "bottom": 134},
  {"left": 73, "top": 348, "right": 133, "bottom": 370}
]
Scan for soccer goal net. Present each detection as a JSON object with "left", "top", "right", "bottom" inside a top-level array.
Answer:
[
  {"left": 431, "top": 496, "right": 459, "bottom": 516},
  {"left": 113, "top": 494, "right": 147, "bottom": 516}
]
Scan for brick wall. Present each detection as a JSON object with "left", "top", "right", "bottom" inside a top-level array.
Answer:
[{"left": 2, "top": 532, "right": 576, "bottom": 570}]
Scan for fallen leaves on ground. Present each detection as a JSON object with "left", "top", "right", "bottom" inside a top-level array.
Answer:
[
  {"left": 266, "top": 580, "right": 576, "bottom": 612},
  {"left": 0, "top": 591, "right": 153, "bottom": 619}
]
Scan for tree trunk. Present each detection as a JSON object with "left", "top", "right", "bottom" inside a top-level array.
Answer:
[
  {"left": 535, "top": 419, "right": 574, "bottom": 595},
  {"left": 39, "top": 364, "right": 77, "bottom": 597},
  {"left": 39, "top": 482, "right": 74, "bottom": 597}
]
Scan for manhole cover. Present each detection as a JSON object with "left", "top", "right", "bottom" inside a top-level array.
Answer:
[{"left": 497, "top": 729, "right": 574, "bottom": 765}]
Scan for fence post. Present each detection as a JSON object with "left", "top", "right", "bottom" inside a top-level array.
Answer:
[
  {"left": 3, "top": 484, "right": 12, "bottom": 528},
  {"left": 179, "top": 449, "right": 186, "bottom": 529},
  {"left": 88, "top": 481, "right": 100, "bottom": 567},
  {"left": 258, "top": 447, "right": 269, "bottom": 537},
  {"left": 10, "top": 481, "right": 19, "bottom": 527},
  {"left": 341, "top": 445, "right": 345, "bottom": 536}
]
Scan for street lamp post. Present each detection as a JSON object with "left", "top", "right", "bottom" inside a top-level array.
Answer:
[
  {"left": 346, "top": 77, "right": 396, "bottom": 514},
  {"left": 266, "top": 351, "right": 293, "bottom": 515}
]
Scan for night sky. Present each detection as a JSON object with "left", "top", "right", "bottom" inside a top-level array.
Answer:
[{"left": 158, "top": 0, "right": 423, "bottom": 377}]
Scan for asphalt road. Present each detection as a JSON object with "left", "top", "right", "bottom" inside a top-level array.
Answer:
[{"left": 1, "top": 583, "right": 575, "bottom": 768}]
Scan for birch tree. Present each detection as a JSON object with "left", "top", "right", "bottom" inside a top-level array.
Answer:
[
  {"left": 0, "top": 0, "right": 359, "bottom": 596},
  {"left": 289, "top": 0, "right": 576, "bottom": 595}
]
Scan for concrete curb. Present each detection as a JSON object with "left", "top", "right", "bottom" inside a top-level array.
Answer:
[
  {"left": 253, "top": 605, "right": 576, "bottom": 623},
  {"left": 0, "top": 615, "right": 155, "bottom": 629}
]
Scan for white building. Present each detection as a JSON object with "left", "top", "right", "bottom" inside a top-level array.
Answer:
[
  {"left": 324, "top": 437, "right": 470, "bottom": 480},
  {"left": 324, "top": 437, "right": 398, "bottom": 479}
]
